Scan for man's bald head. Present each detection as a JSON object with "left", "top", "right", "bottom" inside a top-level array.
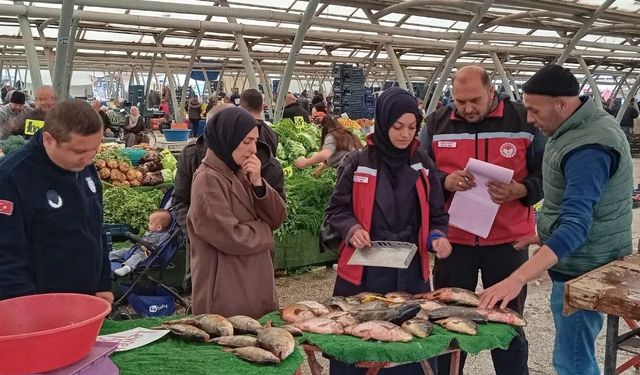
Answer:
[
  {"left": 34, "top": 86, "right": 57, "bottom": 113},
  {"left": 452, "top": 66, "right": 491, "bottom": 88},
  {"left": 285, "top": 94, "right": 296, "bottom": 106},
  {"left": 451, "top": 65, "right": 495, "bottom": 123}
]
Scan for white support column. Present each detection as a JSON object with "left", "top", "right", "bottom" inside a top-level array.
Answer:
[
  {"left": 577, "top": 56, "right": 603, "bottom": 110},
  {"left": 154, "top": 35, "right": 180, "bottom": 121},
  {"left": 52, "top": 0, "right": 75, "bottom": 99},
  {"left": 490, "top": 52, "right": 514, "bottom": 100},
  {"left": 218, "top": 0, "right": 258, "bottom": 89},
  {"left": 273, "top": 0, "right": 319, "bottom": 121},
  {"left": 15, "top": 3, "right": 42, "bottom": 89},
  {"left": 426, "top": 0, "right": 494, "bottom": 115},
  {"left": 362, "top": 8, "right": 407, "bottom": 90}
]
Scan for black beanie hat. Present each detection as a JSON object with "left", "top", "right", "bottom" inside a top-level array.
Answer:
[
  {"left": 523, "top": 65, "right": 580, "bottom": 97},
  {"left": 10, "top": 91, "right": 25, "bottom": 105}
]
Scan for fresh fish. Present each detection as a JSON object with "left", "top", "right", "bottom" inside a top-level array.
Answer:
[
  {"left": 327, "top": 300, "right": 358, "bottom": 313},
  {"left": 416, "top": 309, "right": 430, "bottom": 320},
  {"left": 280, "top": 324, "right": 304, "bottom": 336},
  {"left": 355, "top": 303, "right": 421, "bottom": 325},
  {"left": 165, "top": 314, "right": 234, "bottom": 337},
  {"left": 211, "top": 335, "right": 258, "bottom": 348},
  {"left": 224, "top": 347, "right": 281, "bottom": 364},
  {"left": 294, "top": 318, "right": 345, "bottom": 335},
  {"left": 416, "top": 288, "right": 481, "bottom": 307},
  {"left": 280, "top": 303, "right": 316, "bottom": 323},
  {"left": 355, "top": 300, "right": 389, "bottom": 311},
  {"left": 320, "top": 311, "right": 360, "bottom": 327},
  {"left": 257, "top": 327, "right": 296, "bottom": 360},
  {"left": 475, "top": 308, "right": 527, "bottom": 327},
  {"left": 427, "top": 306, "right": 488, "bottom": 323},
  {"left": 227, "top": 315, "right": 263, "bottom": 335},
  {"left": 327, "top": 296, "right": 347, "bottom": 304},
  {"left": 436, "top": 317, "right": 478, "bottom": 335},
  {"left": 413, "top": 299, "right": 447, "bottom": 312},
  {"left": 346, "top": 292, "right": 383, "bottom": 304},
  {"left": 384, "top": 291, "right": 414, "bottom": 304},
  {"left": 296, "top": 301, "right": 331, "bottom": 316},
  {"left": 401, "top": 318, "right": 434, "bottom": 338},
  {"left": 345, "top": 321, "right": 413, "bottom": 342},
  {"left": 159, "top": 323, "right": 210, "bottom": 342}
]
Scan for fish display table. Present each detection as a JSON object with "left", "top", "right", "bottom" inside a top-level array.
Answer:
[
  {"left": 99, "top": 317, "right": 305, "bottom": 375},
  {"left": 564, "top": 253, "right": 640, "bottom": 375},
  {"left": 260, "top": 311, "right": 517, "bottom": 375}
]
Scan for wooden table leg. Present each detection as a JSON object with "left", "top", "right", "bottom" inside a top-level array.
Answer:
[
  {"left": 364, "top": 367, "right": 382, "bottom": 375},
  {"left": 449, "top": 349, "right": 461, "bottom": 375},
  {"left": 605, "top": 314, "right": 620, "bottom": 375},
  {"left": 303, "top": 346, "right": 325, "bottom": 375},
  {"left": 419, "top": 359, "right": 435, "bottom": 375}
]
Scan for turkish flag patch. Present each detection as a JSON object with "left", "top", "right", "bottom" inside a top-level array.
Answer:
[{"left": 0, "top": 200, "right": 14, "bottom": 216}]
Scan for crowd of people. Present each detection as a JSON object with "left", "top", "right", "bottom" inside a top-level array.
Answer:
[{"left": 0, "top": 64, "right": 636, "bottom": 375}]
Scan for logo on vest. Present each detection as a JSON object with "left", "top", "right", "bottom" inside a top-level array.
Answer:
[
  {"left": 353, "top": 175, "right": 369, "bottom": 184},
  {"left": 86, "top": 177, "right": 97, "bottom": 193},
  {"left": 499, "top": 142, "right": 517, "bottom": 158},
  {"left": 46, "top": 190, "right": 63, "bottom": 209}
]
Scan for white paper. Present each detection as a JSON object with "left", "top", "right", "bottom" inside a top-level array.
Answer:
[
  {"left": 97, "top": 327, "right": 170, "bottom": 352},
  {"left": 448, "top": 158, "right": 514, "bottom": 238}
]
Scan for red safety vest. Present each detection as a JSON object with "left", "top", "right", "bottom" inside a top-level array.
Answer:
[{"left": 336, "top": 142, "right": 433, "bottom": 285}]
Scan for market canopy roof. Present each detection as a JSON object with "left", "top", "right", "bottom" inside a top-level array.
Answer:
[{"left": 0, "top": 0, "right": 639, "bottom": 89}]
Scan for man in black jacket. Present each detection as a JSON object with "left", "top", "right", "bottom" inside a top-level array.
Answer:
[
  {"left": 172, "top": 101, "right": 285, "bottom": 292},
  {"left": 0, "top": 100, "right": 112, "bottom": 303},
  {"left": 282, "top": 93, "right": 310, "bottom": 123}
]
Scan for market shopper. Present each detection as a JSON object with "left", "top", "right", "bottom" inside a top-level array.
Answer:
[
  {"left": 0, "top": 99, "right": 113, "bottom": 303},
  {"left": 419, "top": 65, "right": 545, "bottom": 375},
  {"left": 15, "top": 85, "right": 57, "bottom": 138},
  {"left": 282, "top": 93, "right": 310, "bottom": 124},
  {"left": 480, "top": 65, "right": 633, "bottom": 375},
  {"left": 187, "top": 107, "right": 286, "bottom": 318},
  {"left": 0, "top": 91, "right": 31, "bottom": 139},
  {"left": 91, "top": 99, "right": 112, "bottom": 136},
  {"left": 326, "top": 87, "right": 451, "bottom": 374},
  {"left": 294, "top": 115, "right": 362, "bottom": 175},
  {"left": 186, "top": 96, "right": 202, "bottom": 137},
  {"left": 173, "top": 93, "right": 285, "bottom": 292},
  {"left": 123, "top": 105, "right": 145, "bottom": 147}
]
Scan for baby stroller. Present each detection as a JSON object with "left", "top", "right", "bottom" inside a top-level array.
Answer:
[{"left": 109, "top": 187, "right": 190, "bottom": 319}]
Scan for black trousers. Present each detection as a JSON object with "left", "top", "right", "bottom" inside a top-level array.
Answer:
[{"left": 433, "top": 243, "right": 529, "bottom": 375}]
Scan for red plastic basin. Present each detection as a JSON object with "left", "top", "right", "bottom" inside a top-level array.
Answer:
[{"left": 0, "top": 293, "right": 112, "bottom": 375}]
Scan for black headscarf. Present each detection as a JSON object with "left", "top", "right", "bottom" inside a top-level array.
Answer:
[
  {"left": 374, "top": 87, "right": 423, "bottom": 178},
  {"left": 204, "top": 106, "right": 259, "bottom": 171}
]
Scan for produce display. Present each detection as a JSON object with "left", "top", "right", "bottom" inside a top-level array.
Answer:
[
  {"left": 155, "top": 314, "right": 296, "bottom": 365},
  {"left": 103, "top": 186, "right": 164, "bottom": 233},
  {"left": 278, "top": 287, "right": 526, "bottom": 340},
  {"left": 336, "top": 117, "right": 374, "bottom": 132},
  {"left": 271, "top": 119, "right": 337, "bottom": 240},
  {"left": 0, "top": 135, "right": 27, "bottom": 158},
  {"left": 94, "top": 144, "right": 168, "bottom": 187}
]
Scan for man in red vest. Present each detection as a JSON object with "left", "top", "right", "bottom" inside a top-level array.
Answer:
[{"left": 419, "top": 65, "right": 545, "bottom": 375}]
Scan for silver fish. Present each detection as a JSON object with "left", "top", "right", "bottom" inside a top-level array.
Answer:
[
  {"left": 224, "top": 347, "right": 281, "bottom": 364},
  {"left": 211, "top": 335, "right": 258, "bottom": 348}
]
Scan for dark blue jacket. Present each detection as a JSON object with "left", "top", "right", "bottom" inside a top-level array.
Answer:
[{"left": 0, "top": 132, "right": 111, "bottom": 300}]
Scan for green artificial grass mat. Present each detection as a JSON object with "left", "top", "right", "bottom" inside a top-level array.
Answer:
[
  {"left": 100, "top": 317, "right": 305, "bottom": 375},
  {"left": 260, "top": 311, "right": 517, "bottom": 364}
]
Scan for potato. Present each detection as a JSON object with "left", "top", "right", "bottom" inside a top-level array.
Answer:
[
  {"left": 136, "top": 170, "right": 144, "bottom": 180},
  {"left": 126, "top": 169, "right": 138, "bottom": 181},
  {"left": 118, "top": 161, "right": 130, "bottom": 173},
  {"left": 110, "top": 169, "right": 121, "bottom": 181},
  {"left": 112, "top": 181, "right": 121, "bottom": 187},
  {"left": 130, "top": 179, "right": 141, "bottom": 187},
  {"left": 121, "top": 180, "right": 131, "bottom": 187},
  {"left": 99, "top": 168, "right": 111, "bottom": 180},
  {"left": 106, "top": 160, "right": 119, "bottom": 169},
  {"left": 95, "top": 159, "right": 106, "bottom": 169}
]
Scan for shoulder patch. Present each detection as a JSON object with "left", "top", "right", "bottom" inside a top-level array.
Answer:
[{"left": 0, "top": 200, "right": 14, "bottom": 216}]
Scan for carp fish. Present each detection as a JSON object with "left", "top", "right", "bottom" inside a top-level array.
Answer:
[
  {"left": 436, "top": 317, "right": 478, "bottom": 335},
  {"left": 401, "top": 318, "right": 434, "bottom": 338},
  {"left": 159, "top": 323, "right": 210, "bottom": 342},
  {"left": 224, "top": 347, "right": 281, "bottom": 364},
  {"left": 294, "top": 318, "right": 345, "bottom": 335},
  {"left": 257, "top": 327, "right": 296, "bottom": 360},
  {"left": 280, "top": 303, "right": 317, "bottom": 323},
  {"left": 475, "top": 307, "right": 527, "bottom": 327},
  {"left": 211, "top": 335, "right": 258, "bottom": 348},
  {"left": 416, "top": 287, "right": 481, "bottom": 307},
  {"left": 427, "top": 306, "right": 488, "bottom": 323},
  {"left": 227, "top": 315, "right": 263, "bottom": 335},
  {"left": 345, "top": 321, "right": 413, "bottom": 342},
  {"left": 164, "top": 314, "right": 234, "bottom": 337}
]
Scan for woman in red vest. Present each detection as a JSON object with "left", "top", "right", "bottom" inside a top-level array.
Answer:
[{"left": 325, "top": 87, "right": 451, "bottom": 374}]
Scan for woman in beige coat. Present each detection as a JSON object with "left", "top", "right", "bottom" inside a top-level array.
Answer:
[{"left": 187, "top": 107, "right": 286, "bottom": 318}]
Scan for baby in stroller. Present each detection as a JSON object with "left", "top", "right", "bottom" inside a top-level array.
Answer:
[{"left": 109, "top": 209, "right": 172, "bottom": 276}]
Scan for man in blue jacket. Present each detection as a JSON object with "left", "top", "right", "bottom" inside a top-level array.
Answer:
[{"left": 0, "top": 99, "right": 113, "bottom": 303}]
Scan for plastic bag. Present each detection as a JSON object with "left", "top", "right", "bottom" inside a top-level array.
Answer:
[{"left": 160, "top": 148, "right": 177, "bottom": 171}]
